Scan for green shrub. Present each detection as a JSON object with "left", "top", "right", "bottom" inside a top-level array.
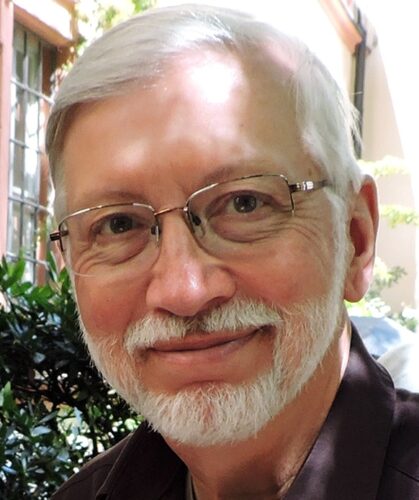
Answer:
[
  {"left": 348, "top": 156, "right": 419, "bottom": 331},
  {"left": 0, "top": 255, "right": 140, "bottom": 499}
]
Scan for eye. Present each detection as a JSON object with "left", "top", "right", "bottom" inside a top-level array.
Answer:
[
  {"left": 233, "top": 194, "right": 258, "bottom": 213},
  {"left": 225, "top": 191, "right": 266, "bottom": 216},
  {"left": 202, "top": 191, "right": 269, "bottom": 220},
  {"left": 109, "top": 215, "right": 134, "bottom": 234},
  {"left": 91, "top": 211, "right": 147, "bottom": 238}
]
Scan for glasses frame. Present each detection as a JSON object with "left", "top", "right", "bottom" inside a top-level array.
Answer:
[{"left": 49, "top": 173, "right": 330, "bottom": 252}]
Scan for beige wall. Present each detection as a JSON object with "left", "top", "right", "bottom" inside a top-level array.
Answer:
[
  {"left": 360, "top": 1, "right": 419, "bottom": 313},
  {"left": 363, "top": 44, "right": 416, "bottom": 311}
]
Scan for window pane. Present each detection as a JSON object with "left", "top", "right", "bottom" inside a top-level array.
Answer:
[
  {"left": 13, "top": 26, "right": 25, "bottom": 82},
  {"left": 39, "top": 97, "right": 50, "bottom": 144},
  {"left": 23, "top": 261, "right": 35, "bottom": 283},
  {"left": 42, "top": 45, "right": 56, "bottom": 97},
  {"left": 7, "top": 200, "right": 21, "bottom": 255},
  {"left": 22, "top": 204, "right": 36, "bottom": 257},
  {"left": 25, "top": 93, "right": 40, "bottom": 149},
  {"left": 9, "top": 25, "right": 58, "bottom": 283},
  {"left": 10, "top": 83, "right": 17, "bottom": 139},
  {"left": 10, "top": 142, "right": 25, "bottom": 197},
  {"left": 27, "top": 34, "right": 41, "bottom": 90},
  {"left": 12, "top": 87, "right": 25, "bottom": 142},
  {"left": 24, "top": 148, "right": 40, "bottom": 201}
]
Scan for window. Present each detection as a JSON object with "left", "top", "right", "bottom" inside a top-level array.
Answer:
[{"left": 8, "top": 24, "right": 57, "bottom": 282}]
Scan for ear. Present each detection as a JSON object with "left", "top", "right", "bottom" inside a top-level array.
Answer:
[{"left": 344, "top": 175, "right": 379, "bottom": 303}]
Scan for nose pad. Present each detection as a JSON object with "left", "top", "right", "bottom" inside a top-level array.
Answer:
[
  {"left": 190, "top": 212, "right": 202, "bottom": 227},
  {"left": 150, "top": 223, "right": 160, "bottom": 239},
  {"left": 156, "top": 207, "right": 206, "bottom": 240},
  {"left": 145, "top": 216, "right": 236, "bottom": 317},
  {"left": 152, "top": 204, "right": 214, "bottom": 259},
  {"left": 187, "top": 210, "right": 205, "bottom": 239}
]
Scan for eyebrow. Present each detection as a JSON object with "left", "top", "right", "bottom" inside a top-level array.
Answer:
[
  {"left": 74, "top": 190, "right": 150, "bottom": 211},
  {"left": 73, "top": 158, "right": 283, "bottom": 211},
  {"left": 197, "top": 159, "right": 281, "bottom": 186}
]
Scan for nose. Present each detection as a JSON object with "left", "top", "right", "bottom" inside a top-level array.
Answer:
[{"left": 145, "top": 213, "right": 236, "bottom": 317}]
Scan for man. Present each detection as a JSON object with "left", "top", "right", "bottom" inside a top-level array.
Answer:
[{"left": 47, "top": 4, "right": 419, "bottom": 499}]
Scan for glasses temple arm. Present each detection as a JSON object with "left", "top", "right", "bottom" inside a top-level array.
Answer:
[{"left": 288, "top": 179, "right": 329, "bottom": 194}]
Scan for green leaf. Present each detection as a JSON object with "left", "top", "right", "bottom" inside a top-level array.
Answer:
[
  {"left": 358, "top": 155, "right": 409, "bottom": 178},
  {"left": 33, "top": 352, "right": 46, "bottom": 364},
  {"left": 37, "top": 411, "right": 59, "bottom": 425},
  {"left": 0, "top": 382, "right": 16, "bottom": 412},
  {"left": 10, "top": 258, "right": 26, "bottom": 283},
  {"left": 2, "top": 464, "right": 17, "bottom": 475},
  {"left": 380, "top": 204, "right": 419, "bottom": 228},
  {"left": 31, "top": 426, "right": 52, "bottom": 437}
]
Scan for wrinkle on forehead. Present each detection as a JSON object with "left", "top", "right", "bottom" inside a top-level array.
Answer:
[{"left": 61, "top": 46, "right": 314, "bottom": 216}]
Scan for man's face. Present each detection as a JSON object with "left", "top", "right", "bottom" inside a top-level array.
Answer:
[{"left": 61, "top": 50, "right": 346, "bottom": 444}]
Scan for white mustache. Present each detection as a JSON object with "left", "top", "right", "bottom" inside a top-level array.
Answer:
[{"left": 124, "top": 298, "right": 283, "bottom": 354}]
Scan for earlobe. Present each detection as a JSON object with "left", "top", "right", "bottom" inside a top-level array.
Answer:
[{"left": 344, "top": 176, "right": 379, "bottom": 303}]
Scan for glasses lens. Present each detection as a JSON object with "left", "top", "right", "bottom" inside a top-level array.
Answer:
[
  {"left": 61, "top": 204, "right": 156, "bottom": 276},
  {"left": 188, "top": 175, "right": 292, "bottom": 245}
]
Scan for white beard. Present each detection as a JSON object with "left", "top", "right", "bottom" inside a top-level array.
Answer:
[
  {"left": 80, "top": 202, "right": 348, "bottom": 447},
  {"left": 80, "top": 283, "right": 344, "bottom": 446}
]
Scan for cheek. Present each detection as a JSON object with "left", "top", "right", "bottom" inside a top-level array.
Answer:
[
  {"left": 233, "top": 240, "right": 334, "bottom": 307},
  {"left": 75, "top": 278, "right": 146, "bottom": 338}
]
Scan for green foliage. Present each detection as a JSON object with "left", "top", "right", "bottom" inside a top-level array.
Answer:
[
  {"left": 358, "top": 155, "right": 409, "bottom": 178},
  {"left": 391, "top": 307, "right": 418, "bottom": 332},
  {"left": 367, "top": 258, "right": 407, "bottom": 299},
  {"left": 0, "top": 255, "right": 140, "bottom": 499},
  {"left": 360, "top": 155, "right": 419, "bottom": 228},
  {"left": 76, "top": 0, "right": 156, "bottom": 52},
  {"left": 347, "top": 257, "right": 406, "bottom": 318},
  {"left": 348, "top": 156, "right": 419, "bottom": 331},
  {"left": 380, "top": 204, "right": 419, "bottom": 228}
]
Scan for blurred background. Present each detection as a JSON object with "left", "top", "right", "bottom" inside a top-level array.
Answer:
[{"left": 0, "top": 1, "right": 418, "bottom": 497}]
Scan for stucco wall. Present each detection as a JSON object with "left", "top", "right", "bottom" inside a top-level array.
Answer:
[{"left": 360, "top": 1, "right": 419, "bottom": 313}]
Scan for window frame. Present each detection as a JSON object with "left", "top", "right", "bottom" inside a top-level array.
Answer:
[{"left": 7, "top": 23, "right": 57, "bottom": 283}]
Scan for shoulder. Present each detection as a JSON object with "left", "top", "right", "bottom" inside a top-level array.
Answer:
[
  {"left": 51, "top": 424, "right": 144, "bottom": 500},
  {"left": 52, "top": 422, "right": 186, "bottom": 500},
  {"left": 379, "top": 389, "right": 419, "bottom": 498},
  {"left": 387, "top": 389, "right": 419, "bottom": 476},
  {"left": 379, "top": 340, "right": 419, "bottom": 393}
]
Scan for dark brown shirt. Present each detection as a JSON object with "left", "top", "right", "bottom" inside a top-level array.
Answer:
[{"left": 52, "top": 327, "right": 419, "bottom": 499}]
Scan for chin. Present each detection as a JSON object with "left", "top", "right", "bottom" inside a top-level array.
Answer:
[{"left": 80, "top": 290, "right": 342, "bottom": 447}]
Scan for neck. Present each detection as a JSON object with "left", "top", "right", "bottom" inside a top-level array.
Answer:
[{"left": 166, "top": 319, "right": 352, "bottom": 500}]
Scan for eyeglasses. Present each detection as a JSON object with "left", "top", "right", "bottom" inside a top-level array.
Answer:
[{"left": 50, "top": 173, "right": 329, "bottom": 277}]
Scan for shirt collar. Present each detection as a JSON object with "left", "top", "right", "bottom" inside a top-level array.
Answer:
[
  {"left": 96, "top": 325, "right": 396, "bottom": 500},
  {"left": 97, "top": 423, "right": 186, "bottom": 499},
  {"left": 286, "top": 325, "right": 396, "bottom": 499}
]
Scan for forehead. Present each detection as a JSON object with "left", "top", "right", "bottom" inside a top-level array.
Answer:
[{"left": 61, "top": 49, "right": 314, "bottom": 212}]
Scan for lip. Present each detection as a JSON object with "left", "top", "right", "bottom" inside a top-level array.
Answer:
[{"left": 146, "top": 326, "right": 270, "bottom": 365}]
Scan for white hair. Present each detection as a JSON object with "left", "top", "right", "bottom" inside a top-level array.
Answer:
[{"left": 46, "top": 3, "right": 362, "bottom": 218}]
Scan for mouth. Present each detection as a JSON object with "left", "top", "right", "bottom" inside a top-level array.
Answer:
[{"left": 145, "top": 325, "right": 273, "bottom": 363}]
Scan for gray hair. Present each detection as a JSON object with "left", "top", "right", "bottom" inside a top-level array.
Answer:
[{"left": 46, "top": 3, "right": 362, "bottom": 216}]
